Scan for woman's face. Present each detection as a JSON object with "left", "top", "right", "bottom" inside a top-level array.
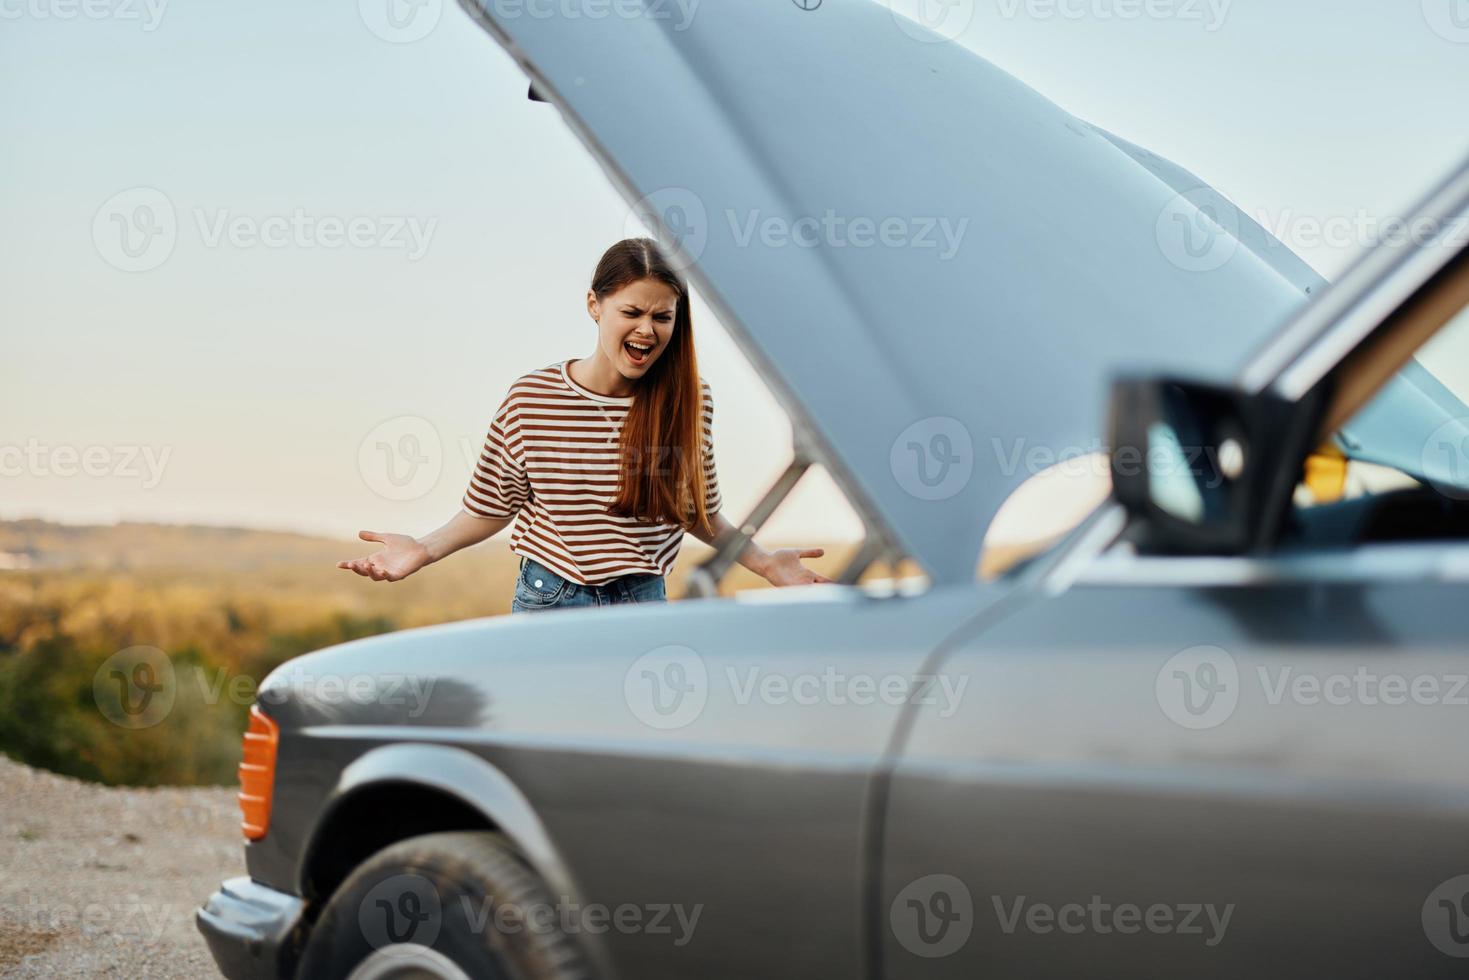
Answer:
[{"left": 588, "top": 277, "right": 681, "bottom": 382}]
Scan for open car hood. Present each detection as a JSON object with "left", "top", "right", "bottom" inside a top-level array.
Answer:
[{"left": 461, "top": 0, "right": 1323, "bottom": 584}]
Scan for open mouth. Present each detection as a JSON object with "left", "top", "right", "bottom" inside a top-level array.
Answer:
[{"left": 623, "top": 340, "right": 655, "bottom": 365}]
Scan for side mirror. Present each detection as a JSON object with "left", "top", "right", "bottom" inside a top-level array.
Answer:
[{"left": 1107, "top": 376, "right": 1315, "bottom": 554}]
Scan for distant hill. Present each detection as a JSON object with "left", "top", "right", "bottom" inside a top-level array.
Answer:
[
  {"left": 0, "top": 518, "right": 862, "bottom": 610},
  {"left": 0, "top": 519, "right": 871, "bottom": 787}
]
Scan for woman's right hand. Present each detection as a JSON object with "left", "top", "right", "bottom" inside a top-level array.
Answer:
[{"left": 337, "top": 530, "right": 432, "bottom": 583}]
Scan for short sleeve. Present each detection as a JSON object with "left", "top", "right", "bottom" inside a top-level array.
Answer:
[
  {"left": 700, "top": 380, "right": 722, "bottom": 517},
  {"left": 462, "top": 393, "right": 529, "bottom": 519}
]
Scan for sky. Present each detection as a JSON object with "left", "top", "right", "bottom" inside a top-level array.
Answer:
[{"left": 3, "top": 0, "right": 1468, "bottom": 549}]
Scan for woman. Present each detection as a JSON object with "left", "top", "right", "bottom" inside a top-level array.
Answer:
[{"left": 338, "top": 238, "right": 831, "bottom": 611}]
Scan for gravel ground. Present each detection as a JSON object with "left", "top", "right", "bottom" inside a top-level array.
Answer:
[{"left": 0, "top": 755, "right": 241, "bottom": 978}]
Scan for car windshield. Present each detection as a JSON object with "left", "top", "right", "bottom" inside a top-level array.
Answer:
[{"left": 1333, "top": 299, "right": 1469, "bottom": 493}]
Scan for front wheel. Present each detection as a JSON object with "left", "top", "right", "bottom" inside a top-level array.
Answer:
[{"left": 296, "top": 831, "right": 592, "bottom": 980}]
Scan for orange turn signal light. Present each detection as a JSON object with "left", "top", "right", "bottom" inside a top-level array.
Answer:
[{"left": 238, "top": 705, "right": 279, "bottom": 841}]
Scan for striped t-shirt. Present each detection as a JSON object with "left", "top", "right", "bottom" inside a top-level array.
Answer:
[{"left": 462, "top": 360, "right": 723, "bottom": 586}]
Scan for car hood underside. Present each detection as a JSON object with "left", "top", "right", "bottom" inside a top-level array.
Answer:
[{"left": 460, "top": 0, "right": 1323, "bottom": 584}]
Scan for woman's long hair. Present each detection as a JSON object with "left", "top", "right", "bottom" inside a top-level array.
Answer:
[{"left": 595, "top": 239, "right": 713, "bottom": 536}]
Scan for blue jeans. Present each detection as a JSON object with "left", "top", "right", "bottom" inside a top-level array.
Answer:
[{"left": 511, "top": 556, "right": 667, "bottom": 613}]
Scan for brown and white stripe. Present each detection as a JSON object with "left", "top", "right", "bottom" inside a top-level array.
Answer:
[{"left": 462, "top": 359, "right": 722, "bottom": 586}]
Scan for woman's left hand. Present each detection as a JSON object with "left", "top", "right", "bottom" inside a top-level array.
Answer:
[{"left": 761, "top": 547, "right": 833, "bottom": 587}]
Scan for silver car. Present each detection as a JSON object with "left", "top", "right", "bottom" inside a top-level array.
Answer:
[{"left": 198, "top": 2, "right": 1469, "bottom": 977}]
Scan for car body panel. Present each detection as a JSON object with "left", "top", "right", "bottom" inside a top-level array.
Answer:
[
  {"left": 248, "top": 585, "right": 988, "bottom": 978},
  {"left": 459, "top": 0, "right": 1317, "bottom": 584},
  {"left": 882, "top": 561, "right": 1469, "bottom": 976}
]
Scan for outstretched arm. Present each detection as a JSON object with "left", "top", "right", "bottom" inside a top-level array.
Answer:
[
  {"left": 689, "top": 512, "right": 832, "bottom": 587},
  {"left": 337, "top": 510, "right": 511, "bottom": 583}
]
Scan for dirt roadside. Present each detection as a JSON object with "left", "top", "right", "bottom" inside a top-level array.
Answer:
[{"left": 0, "top": 755, "right": 242, "bottom": 978}]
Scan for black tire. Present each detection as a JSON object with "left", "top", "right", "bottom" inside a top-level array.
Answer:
[{"left": 296, "top": 831, "right": 593, "bottom": 980}]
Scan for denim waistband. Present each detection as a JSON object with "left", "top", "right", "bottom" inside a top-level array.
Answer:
[{"left": 519, "top": 554, "right": 661, "bottom": 588}]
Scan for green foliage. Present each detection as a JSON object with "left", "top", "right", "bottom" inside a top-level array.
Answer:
[{"left": 0, "top": 520, "right": 527, "bottom": 787}]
